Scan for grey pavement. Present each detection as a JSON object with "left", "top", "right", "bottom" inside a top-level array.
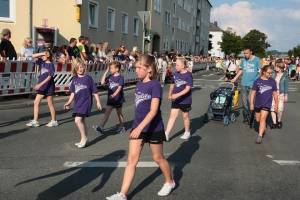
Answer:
[{"left": 1, "top": 69, "right": 300, "bottom": 200}]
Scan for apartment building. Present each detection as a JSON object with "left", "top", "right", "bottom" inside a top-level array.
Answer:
[
  {"left": 0, "top": 0, "right": 212, "bottom": 55},
  {"left": 146, "top": 0, "right": 212, "bottom": 55},
  {"left": 0, "top": 0, "right": 146, "bottom": 53}
]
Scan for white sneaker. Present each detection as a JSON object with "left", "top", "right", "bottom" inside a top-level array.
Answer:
[
  {"left": 165, "top": 133, "right": 170, "bottom": 142},
  {"left": 116, "top": 126, "right": 126, "bottom": 133},
  {"left": 180, "top": 132, "right": 191, "bottom": 139},
  {"left": 26, "top": 120, "right": 39, "bottom": 127},
  {"left": 46, "top": 120, "right": 58, "bottom": 127},
  {"left": 157, "top": 180, "right": 175, "bottom": 196},
  {"left": 106, "top": 192, "right": 127, "bottom": 200}
]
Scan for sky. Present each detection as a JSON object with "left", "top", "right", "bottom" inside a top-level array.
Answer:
[{"left": 210, "top": 0, "right": 300, "bottom": 52}]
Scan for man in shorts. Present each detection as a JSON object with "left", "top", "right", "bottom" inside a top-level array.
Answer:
[{"left": 224, "top": 53, "right": 239, "bottom": 81}]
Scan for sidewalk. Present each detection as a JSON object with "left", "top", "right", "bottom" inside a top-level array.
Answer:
[{"left": 0, "top": 84, "right": 136, "bottom": 110}]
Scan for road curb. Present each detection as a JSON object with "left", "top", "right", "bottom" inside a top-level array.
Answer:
[{"left": 0, "top": 85, "right": 136, "bottom": 110}]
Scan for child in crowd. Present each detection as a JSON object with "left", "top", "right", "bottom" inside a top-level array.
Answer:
[
  {"left": 64, "top": 58, "right": 102, "bottom": 148},
  {"left": 250, "top": 65, "right": 278, "bottom": 144},
  {"left": 106, "top": 54, "right": 174, "bottom": 200},
  {"left": 26, "top": 49, "right": 57, "bottom": 127},
  {"left": 165, "top": 57, "right": 193, "bottom": 141},
  {"left": 270, "top": 61, "right": 289, "bottom": 129},
  {"left": 92, "top": 61, "right": 125, "bottom": 134}
]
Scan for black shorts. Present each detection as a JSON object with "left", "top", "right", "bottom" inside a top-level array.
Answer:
[
  {"left": 254, "top": 107, "right": 270, "bottom": 112},
  {"left": 72, "top": 113, "right": 88, "bottom": 118},
  {"left": 130, "top": 129, "right": 165, "bottom": 144},
  {"left": 107, "top": 102, "right": 123, "bottom": 108},
  {"left": 171, "top": 102, "right": 192, "bottom": 112},
  {"left": 37, "top": 90, "right": 55, "bottom": 97}
]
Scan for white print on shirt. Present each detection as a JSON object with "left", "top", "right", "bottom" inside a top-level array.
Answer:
[
  {"left": 41, "top": 68, "right": 49, "bottom": 75},
  {"left": 257, "top": 83, "right": 272, "bottom": 94},
  {"left": 108, "top": 79, "right": 119, "bottom": 90},
  {"left": 243, "top": 62, "right": 256, "bottom": 73},
  {"left": 174, "top": 76, "right": 187, "bottom": 87},
  {"left": 74, "top": 82, "right": 87, "bottom": 94},
  {"left": 135, "top": 91, "right": 151, "bottom": 107}
]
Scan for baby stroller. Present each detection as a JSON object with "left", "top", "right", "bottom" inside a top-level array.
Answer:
[{"left": 203, "top": 82, "right": 238, "bottom": 126}]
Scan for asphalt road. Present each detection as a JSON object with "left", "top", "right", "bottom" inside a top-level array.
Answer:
[{"left": 1, "top": 69, "right": 300, "bottom": 200}]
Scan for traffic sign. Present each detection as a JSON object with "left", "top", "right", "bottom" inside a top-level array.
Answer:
[{"left": 137, "top": 11, "right": 151, "bottom": 23}]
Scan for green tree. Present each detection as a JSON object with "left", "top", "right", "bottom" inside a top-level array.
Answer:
[
  {"left": 218, "top": 27, "right": 243, "bottom": 57},
  {"left": 242, "top": 29, "right": 270, "bottom": 58},
  {"left": 288, "top": 45, "right": 300, "bottom": 58}
]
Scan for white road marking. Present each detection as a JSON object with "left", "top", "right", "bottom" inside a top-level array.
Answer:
[
  {"left": 219, "top": 76, "right": 225, "bottom": 80},
  {"left": 273, "top": 160, "right": 300, "bottom": 166},
  {"left": 63, "top": 161, "right": 176, "bottom": 168},
  {"left": 203, "top": 74, "right": 214, "bottom": 76},
  {"left": 266, "top": 155, "right": 275, "bottom": 159}
]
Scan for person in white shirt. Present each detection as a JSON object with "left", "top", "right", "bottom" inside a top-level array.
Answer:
[
  {"left": 224, "top": 53, "right": 239, "bottom": 81},
  {"left": 20, "top": 37, "right": 34, "bottom": 59}
]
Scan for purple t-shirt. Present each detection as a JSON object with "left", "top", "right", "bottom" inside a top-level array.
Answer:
[
  {"left": 252, "top": 77, "right": 277, "bottom": 108},
  {"left": 69, "top": 75, "right": 98, "bottom": 115},
  {"left": 132, "top": 79, "right": 164, "bottom": 132},
  {"left": 36, "top": 58, "right": 55, "bottom": 93},
  {"left": 105, "top": 74, "right": 125, "bottom": 104},
  {"left": 171, "top": 72, "right": 193, "bottom": 104}
]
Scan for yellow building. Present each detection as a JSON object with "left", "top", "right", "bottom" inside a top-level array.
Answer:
[{"left": 0, "top": 0, "right": 146, "bottom": 54}]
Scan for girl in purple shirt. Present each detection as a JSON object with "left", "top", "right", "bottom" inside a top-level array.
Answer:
[
  {"left": 64, "top": 58, "right": 102, "bottom": 148},
  {"left": 165, "top": 57, "right": 193, "bottom": 141},
  {"left": 92, "top": 61, "right": 125, "bottom": 134},
  {"left": 250, "top": 65, "right": 278, "bottom": 144},
  {"left": 106, "top": 55, "right": 175, "bottom": 200},
  {"left": 26, "top": 49, "right": 57, "bottom": 128}
]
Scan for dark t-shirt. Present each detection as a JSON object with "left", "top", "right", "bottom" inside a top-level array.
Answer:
[
  {"left": 0, "top": 38, "right": 17, "bottom": 60},
  {"left": 68, "top": 46, "right": 80, "bottom": 59}
]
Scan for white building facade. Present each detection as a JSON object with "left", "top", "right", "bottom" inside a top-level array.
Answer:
[{"left": 209, "top": 21, "right": 223, "bottom": 57}]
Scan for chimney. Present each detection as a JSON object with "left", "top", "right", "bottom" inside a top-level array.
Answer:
[{"left": 214, "top": 21, "right": 217, "bottom": 26}]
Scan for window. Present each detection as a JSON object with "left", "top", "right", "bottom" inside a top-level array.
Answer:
[
  {"left": 133, "top": 17, "right": 139, "bottom": 36},
  {"left": 173, "top": 3, "right": 176, "bottom": 18},
  {"left": 0, "top": 0, "right": 15, "bottom": 23},
  {"left": 181, "top": 19, "right": 185, "bottom": 31},
  {"left": 194, "top": 9, "right": 197, "bottom": 18},
  {"left": 107, "top": 7, "right": 115, "bottom": 31},
  {"left": 178, "top": 0, "right": 183, "bottom": 7},
  {"left": 154, "top": 0, "right": 161, "bottom": 13},
  {"left": 177, "top": 17, "right": 181, "bottom": 29},
  {"left": 185, "top": 42, "right": 189, "bottom": 52},
  {"left": 164, "top": 37, "right": 170, "bottom": 50},
  {"left": 89, "top": 1, "right": 98, "bottom": 28},
  {"left": 183, "top": 0, "right": 187, "bottom": 10},
  {"left": 186, "top": 23, "right": 190, "bottom": 33},
  {"left": 165, "top": 10, "right": 171, "bottom": 25},
  {"left": 121, "top": 12, "right": 128, "bottom": 34},
  {"left": 172, "top": 27, "right": 175, "bottom": 40},
  {"left": 180, "top": 41, "right": 183, "bottom": 51}
]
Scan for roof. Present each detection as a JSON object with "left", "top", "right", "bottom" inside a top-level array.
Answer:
[{"left": 210, "top": 22, "right": 222, "bottom": 32}]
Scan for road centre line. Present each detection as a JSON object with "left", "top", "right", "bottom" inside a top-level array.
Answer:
[{"left": 63, "top": 161, "right": 176, "bottom": 168}]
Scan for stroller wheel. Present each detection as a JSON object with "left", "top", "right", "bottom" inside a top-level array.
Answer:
[
  {"left": 203, "top": 113, "right": 209, "bottom": 123},
  {"left": 223, "top": 116, "right": 229, "bottom": 126},
  {"left": 231, "top": 113, "right": 236, "bottom": 123}
]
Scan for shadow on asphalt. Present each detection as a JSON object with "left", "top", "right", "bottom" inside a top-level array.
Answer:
[
  {"left": 15, "top": 150, "right": 126, "bottom": 199},
  {"left": 128, "top": 135, "right": 201, "bottom": 199},
  {"left": 89, "top": 120, "right": 133, "bottom": 147}
]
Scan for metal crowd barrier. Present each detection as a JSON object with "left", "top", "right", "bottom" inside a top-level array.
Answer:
[{"left": 0, "top": 59, "right": 216, "bottom": 97}]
